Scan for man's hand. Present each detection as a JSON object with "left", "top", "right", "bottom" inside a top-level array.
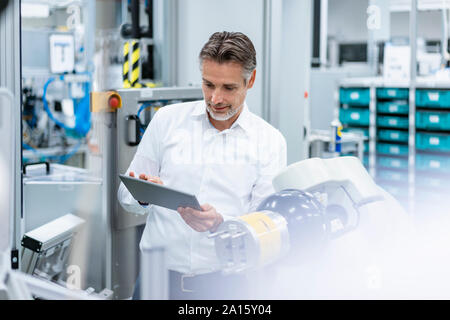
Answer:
[
  {"left": 129, "top": 171, "right": 164, "bottom": 205},
  {"left": 177, "top": 204, "right": 224, "bottom": 233},
  {"left": 129, "top": 171, "right": 164, "bottom": 185}
]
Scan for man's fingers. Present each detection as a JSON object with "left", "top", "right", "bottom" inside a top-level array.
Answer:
[
  {"left": 200, "top": 203, "right": 212, "bottom": 211},
  {"left": 183, "top": 207, "right": 214, "bottom": 220},
  {"left": 178, "top": 209, "right": 206, "bottom": 232},
  {"left": 178, "top": 206, "right": 219, "bottom": 233},
  {"left": 128, "top": 172, "right": 163, "bottom": 185},
  {"left": 148, "top": 177, "right": 163, "bottom": 185},
  {"left": 136, "top": 173, "right": 163, "bottom": 185}
]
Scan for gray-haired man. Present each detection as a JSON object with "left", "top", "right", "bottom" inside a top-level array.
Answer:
[{"left": 118, "top": 31, "right": 287, "bottom": 299}]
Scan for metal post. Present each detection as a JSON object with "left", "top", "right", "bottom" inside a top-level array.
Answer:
[
  {"left": 319, "top": 0, "right": 328, "bottom": 68},
  {"left": 0, "top": 89, "right": 14, "bottom": 255},
  {"left": 0, "top": 0, "right": 21, "bottom": 269},
  {"left": 101, "top": 112, "right": 115, "bottom": 293},
  {"left": 409, "top": 0, "right": 417, "bottom": 216},
  {"left": 369, "top": 84, "right": 376, "bottom": 178},
  {"left": 153, "top": 0, "right": 178, "bottom": 86},
  {"left": 140, "top": 246, "right": 168, "bottom": 300},
  {"left": 261, "top": 0, "right": 272, "bottom": 123},
  {"left": 83, "top": 0, "right": 96, "bottom": 73}
]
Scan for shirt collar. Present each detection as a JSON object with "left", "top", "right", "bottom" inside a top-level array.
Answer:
[{"left": 192, "top": 100, "right": 252, "bottom": 134}]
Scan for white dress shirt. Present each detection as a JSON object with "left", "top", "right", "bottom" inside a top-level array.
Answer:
[{"left": 118, "top": 100, "right": 287, "bottom": 274}]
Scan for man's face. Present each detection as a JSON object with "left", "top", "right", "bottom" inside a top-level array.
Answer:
[{"left": 201, "top": 59, "right": 255, "bottom": 123}]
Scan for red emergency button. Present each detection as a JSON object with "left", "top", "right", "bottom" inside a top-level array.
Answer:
[{"left": 108, "top": 95, "right": 120, "bottom": 108}]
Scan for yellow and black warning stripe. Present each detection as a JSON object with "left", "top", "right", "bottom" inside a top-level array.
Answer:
[
  {"left": 122, "top": 40, "right": 159, "bottom": 89},
  {"left": 130, "top": 40, "right": 141, "bottom": 88},
  {"left": 123, "top": 41, "right": 131, "bottom": 89}
]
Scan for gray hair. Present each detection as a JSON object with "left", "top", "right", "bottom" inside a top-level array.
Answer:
[{"left": 199, "top": 31, "right": 257, "bottom": 82}]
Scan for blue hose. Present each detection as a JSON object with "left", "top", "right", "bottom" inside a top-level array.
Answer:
[
  {"left": 137, "top": 103, "right": 153, "bottom": 134},
  {"left": 42, "top": 74, "right": 91, "bottom": 138},
  {"left": 23, "top": 141, "right": 82, "bottom": 164}
]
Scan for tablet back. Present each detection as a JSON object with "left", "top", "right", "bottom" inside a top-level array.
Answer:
[{"left": 119, "top": 174, "right": 202, "bottom": 211}]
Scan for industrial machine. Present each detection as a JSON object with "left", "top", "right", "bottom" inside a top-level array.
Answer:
[
  {"left": 210, "top": 157, "right": 413, "bottom": 298},
  {"left": 211, "top": 156, "right": 379, "bottom": 273},
  {"left": 21, "top": 0, "right": 96, "bottom": 167},
  {"left": 20, "top": 213, "right": 113, "bottom": 299},
  {"left": 89, "top": 86, "right": 203, "bottom": 299}
]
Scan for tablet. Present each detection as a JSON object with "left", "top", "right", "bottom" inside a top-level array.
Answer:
[{"left": 119, "top": 174, "right": 202, "bottom": 211}]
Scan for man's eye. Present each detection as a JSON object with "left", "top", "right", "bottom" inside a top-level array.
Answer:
[
  {"left": 225, "top": 87, "right": 235, "bottom": 91},
  {"left": 205, "top": 83, "right": 214, "bottom": 88}
]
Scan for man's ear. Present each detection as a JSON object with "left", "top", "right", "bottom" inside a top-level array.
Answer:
[{"left": 247, "top": 70, "right": 256, "bottom": 89}]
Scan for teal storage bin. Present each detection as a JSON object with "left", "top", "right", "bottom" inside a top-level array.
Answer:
[
  {"left": 416, "top": 111, "right": 450, "bottom": 131},
  {"left": 377, "top": 88, "right": 409, "bottom": 100},
  {"left": 343, "top": 127, "right": 369, "bottom": 138},
  {"left": 340, "top": 88, "right": 370, "bottom": 106},
  {"left": 377, "top": 156, "right": 409, "bottom": 169},
  {"left": 363, "top": 155, "right": 369, "bottom": 167},
  {"left": 416, "top": 89, "right": 450, "bottom": 108},
  {"left": 378, "top": 183, "right": 409, "bottom": 199},
  {"left": 416, "top": 175, "right": 450, "bottom": 190},
  {"left": 376, "top": 169, "right": 409, "bottom": 182},
  {"left": 377, "top": 116, "right": 409, "bottom": 129},
  {"left": 416, "top": 153, "right": 450, "bottom": 173},
  {"left": 378, "top": 129, "right": 409, "bottom": 143},
  {"left": 339, "top": 108, "right": 370, "bottom": 126},
  {"left": 377, "top": 101, "right": 409, "bottom": 115},
  {"left": 364, "top": 141, "right": 369, "bottom": 152},
  {"left": 416, "top": 132, "right": 450, "bottom": 152},
  {"left": 415, "top": 187, "right": 448, "bottom": 203},
  {"left": 376, "top": 143, "right": 409, "bottom": 156}
]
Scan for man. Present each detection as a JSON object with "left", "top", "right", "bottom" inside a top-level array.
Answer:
[{"left": 118, "top": 31, "right": 287, "bottom": 299}]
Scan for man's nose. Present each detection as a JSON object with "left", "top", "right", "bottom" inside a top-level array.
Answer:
[{"left": 211, "top": 90, "right": 224, "bottom": 105}]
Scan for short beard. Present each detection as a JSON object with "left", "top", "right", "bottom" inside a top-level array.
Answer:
[{"left": 206, "top": 103, "right": 241, "bottom": 121}]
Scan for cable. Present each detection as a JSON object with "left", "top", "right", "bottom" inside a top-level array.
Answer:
[
  {"left": 23, "top": 140, "right": 83, "bottom": 164},
  {"left": 42, "top": 73, "right": 92, "bottom": 138},
  {"left": 137, "top": 102, "right": 153, "bottom": 134}
]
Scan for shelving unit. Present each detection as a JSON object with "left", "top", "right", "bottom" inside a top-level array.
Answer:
[
  {"left": 338, "top": 77, "right": 450, "bottom": 217},
  {"left": 339, "top": 87, "right": 371, "bottom": 168},
  {"left": 414, "top": 88, "right": 450, "bottom": 220}
]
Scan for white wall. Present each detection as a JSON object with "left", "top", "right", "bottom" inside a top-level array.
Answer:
[
  {"left": 328, "top": 0, "right": 369, "bottom": 42},
  {"left": 328, "top": 0, "right": 445, "bottom": 42},
  {"left": 391, "top": 10, "right": 444, "bottom": 40},
  {"left": 176, "top": 0, "right": 265, "bottom": 117}
]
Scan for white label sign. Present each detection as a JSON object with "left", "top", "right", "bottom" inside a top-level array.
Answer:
[
  {"left": 350, "top": 112, "right": 361, "bottom": 120},
  {"left": 49, "top": 34, "right": 75, "bottom": 74},
  {"left": 350, "top": 92, "right": 360, "bottom": 100},
  {"left": 428, "top": 92, "right": 439, "bottom": 101},
  {"left": 390, "top": 146, "right": 400, "bottom": 154},
  {"left": 388, "top": 118, "right": 398, "bottom": 126},
  {"left": 391, "top": 160, "right": 401, "bottom": 168},
  {"left": 389, "top": 105, "right": 399, "bottom": 113},
  {"left": 429, "top": 115, "right": 440, "bottom": 123},
  {"left": 383, "top": 44, "right": 411, "bottom": 80},
  {"left": 429, "top": 137, "right": 440, "bottom": 145},
  {"left": 430, "top": 161, "right": 441, "bottom": 169}
]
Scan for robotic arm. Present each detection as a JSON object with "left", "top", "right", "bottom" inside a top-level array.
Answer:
[{"left": 211, "top": 156, "right": 408, "bottom": 274}]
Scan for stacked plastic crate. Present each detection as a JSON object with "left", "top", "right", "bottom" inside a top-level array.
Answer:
[
  {"left": 373, "top": 88, "right": 410, "bottom": 208},
  {"left": 339, "top": 87, "right": 370, "bottom": 168},
  {"left": 415, "top": 89, "right": 450, "bottom": 216}
]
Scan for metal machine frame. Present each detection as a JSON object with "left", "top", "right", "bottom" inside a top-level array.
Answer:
[
  {"left": 0, "top": 0, "right": 21, "bottom": 270},
  {"left": 20, "top": 213, "right": 85, "bottom": 279},
  {"left": 93, "top": 86, "right": 203, "bottom": 299}
]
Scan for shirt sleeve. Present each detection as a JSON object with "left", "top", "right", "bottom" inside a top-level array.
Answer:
[
  {"left": 117, "top": 109, "right": 163, "bottom": 215},
  {"left": 248, "top": 130, "right": 287, "bottom": 213}
]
